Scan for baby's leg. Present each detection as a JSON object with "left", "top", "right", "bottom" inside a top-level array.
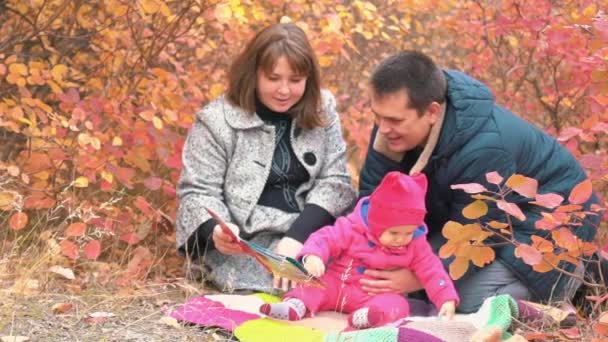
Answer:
[
  {"left": 259, "top": 284, "right": 329, "bottom": 321},
  {"left": 348, "top": 293, "right": 410, "bottom": 329}
]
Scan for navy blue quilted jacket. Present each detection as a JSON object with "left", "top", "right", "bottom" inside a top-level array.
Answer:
[{"left": 359, "top": 70, "right": 599, "bottom": 301}]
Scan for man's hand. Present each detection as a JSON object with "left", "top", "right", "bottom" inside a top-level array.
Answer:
[
  {"left": 212, "top": 223, "right": 244, "bottom": 255},
  {"left": 438, "top": 300, "right": 456, "bottom": 320},
  {"left": 360, "top": 267, "right": 423, "bottom": 294},
  {"left": 373, "top": 131, "right": 405, "bottom": 162},
  {"left": 303, "top": 255, "right": 325, "bottom": 277},
  {"left": 273, "top": 237, "right": 304, "bottom": 291}
]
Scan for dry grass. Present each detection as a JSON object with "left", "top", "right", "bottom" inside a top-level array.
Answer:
[{"left": 0, "top": 277, "right": 237, "bottom": 342}]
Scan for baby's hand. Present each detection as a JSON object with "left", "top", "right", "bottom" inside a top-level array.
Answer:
[
  {"left": 303, "top": 255, "right": 325, "bottom": 277},
  {"left": 438, "top": 301, "right": 456, "bottom": 320}
]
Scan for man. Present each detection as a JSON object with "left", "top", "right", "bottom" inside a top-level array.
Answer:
[{"left": 358, "top": 50, "right": 599, "bottom": 313}]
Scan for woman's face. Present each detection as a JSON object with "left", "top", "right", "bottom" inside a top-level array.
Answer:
[{"left": 256, "top": 56, "right": 307, "bottom": 113}]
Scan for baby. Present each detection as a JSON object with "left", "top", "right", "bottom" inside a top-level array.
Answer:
[{"left": 260, "top": 171, "right": 459, "bottom": 329}]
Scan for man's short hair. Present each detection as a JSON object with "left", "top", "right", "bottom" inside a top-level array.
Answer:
[{"left": 371, "top": 51, "right": 447, "bottom": 115}]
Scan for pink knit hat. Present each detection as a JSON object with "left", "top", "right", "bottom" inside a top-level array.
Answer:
[{"left": 368, "top": 172, "right": 428, "bottom": 237}]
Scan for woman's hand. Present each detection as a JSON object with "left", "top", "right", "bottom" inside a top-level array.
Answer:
[
  {"left": 273, "top": 237, "right": 303, "bottom": 291},
  {"left": 438, "top": 300, "right": 456, "bottom": 320},
  {"left": 212, "top": 223, "right": 244, "bottom": 255},
  {"left": 303, "top": 255, "right": 325, "bottom": 277},
  {"left": 360, "top": 267, "right": 422, "bottom": 294}
]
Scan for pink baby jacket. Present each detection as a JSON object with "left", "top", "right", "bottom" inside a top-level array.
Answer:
[{"left": 298, "top": 197, "right": 460, "bottom": 310}]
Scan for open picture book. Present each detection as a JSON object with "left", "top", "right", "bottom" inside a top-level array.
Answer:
[{"left": 205, "top": 207, "right": 324, "bottom": 288}]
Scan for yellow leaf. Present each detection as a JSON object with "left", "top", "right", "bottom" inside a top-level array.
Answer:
[
  {"left": 152, "top": 116, "right": 163, "bottom": 130},
  {"left": 9, "top": 63, "right": 28, "bottom": 76},
  {"left": 209, "top": 84, "right": 224, "bottom": 99},
  {"left": 462, "top": 200, "right": 488, "bottom": 219},
  {"left": 318, "top": 55, "right": 333, "bottom": 67},
  {"left": 505, "top": 174, "right": 526, "bottom": 189},
  {"left": 449, "top": 256, "right": 469, "bottom": 280},
  {"left": 51, "top": 64, "right": 68, "bottom": 81},
  {"left": 159, "top": 1, "right": 171, "bottom": 16},
  {"left": 90, "top": 137, "right": 101, "bottom": 150},
  {"left": 0, "top": 191, "right": 18, "bottom": 210},
  {"left": 112, "top": 136, "right": 123, "bottom": 146},
  {"left": 47, "top": 80, "right": 63, "bottom": 94},
  {"left": 77, "top": 133, "right": 91, "bottom": 148},
  {"left": 138, "top": 110, "right": 155, "bottom": 121},
  {"left": 101, "top": 170, "right": 114, "bottom": 183},
  {"left": 214, "top": 4, "right": 231, "bottom": 23},
  {"left": 74, "top": 177, "right": 89, "bottom": 188},
  {"left": 141, "top": 0, "right": 160, "bottom": 14}
]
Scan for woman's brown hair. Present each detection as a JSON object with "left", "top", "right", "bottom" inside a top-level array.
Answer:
[{"left": 226, "top": 23, "right": 323, "bottom": 129}]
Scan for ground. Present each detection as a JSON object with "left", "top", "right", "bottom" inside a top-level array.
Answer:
[{"left": 0, "top": 279, "right": 235, "bottom": 342}]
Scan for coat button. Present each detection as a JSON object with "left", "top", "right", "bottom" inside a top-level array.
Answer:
[{"left": 304, "top": 152, "right": 316, "bottom": 166}]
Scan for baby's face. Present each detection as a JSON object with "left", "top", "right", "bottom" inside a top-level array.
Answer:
[{"left": 378, "top": 224, "right": 418, "bottom": 248}]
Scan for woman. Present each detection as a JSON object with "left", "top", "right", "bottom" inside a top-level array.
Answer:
[{"left": 176, "top": 23, "right": 357, "bottom": 294}]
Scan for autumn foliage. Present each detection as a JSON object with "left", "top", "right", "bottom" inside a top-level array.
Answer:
[{"left": 0, "top": 0, "right": 607, "bottom": 313}]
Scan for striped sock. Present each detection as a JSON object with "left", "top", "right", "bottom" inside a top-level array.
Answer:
[
  {"left": 259, "top": 298, "right": 306, "bottom": 321},
  {"left": 348, "top": 307, "right": 384, "bottom": 329}
]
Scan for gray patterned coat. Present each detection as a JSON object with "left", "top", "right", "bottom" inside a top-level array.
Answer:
[{"left": 176, "top": 90, "right": 357, "bottom": 292}]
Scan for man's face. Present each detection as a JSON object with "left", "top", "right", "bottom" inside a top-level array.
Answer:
[{"left": 370, "top": 89, "right": 438, "bottom": 153}]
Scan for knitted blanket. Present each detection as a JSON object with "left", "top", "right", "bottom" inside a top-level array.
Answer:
[{"left": 170, "top": 293, "right": 521, "bottom": 341}]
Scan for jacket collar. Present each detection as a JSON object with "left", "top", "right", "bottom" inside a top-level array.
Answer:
[{"left": 222, "top": 96, "right": 266, "bottom": 130}]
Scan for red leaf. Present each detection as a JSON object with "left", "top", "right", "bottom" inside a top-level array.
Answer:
[
  {"left": 134, "top": 196, "right": 153, "bottom": 215},
  {"left": 531, "top": 193, "right": 564, "bottom": 209},
  {"left": 65, "top": 222, "right": 86, "bottom": 237},
  {"left": 515, "top": 244, "right": 543, "bottom": 265},
  {"left": 485, "top": 171, "right": 503, "bottom": 185},
  {"left": 60, "top": 240, "right": 79, "bottom": 260},
  {"left": 568, "top": 179, "right": 592, "bottom": 205},
  {"left": 497, "top": 200, "right": 526, "bottom": 221},
  {"left": 23, "top": 193, "right": 56, "bottom": 209},
  {"left": 557, "top": 127, "right": 582, "bottom": 142},
  {"left": 83, "top": 240, "right": 101, "bottom": 260},
  {"left": 143, "top": 176, "right": 162, "bottom": 191},
  {"left": 163, "top": 184, "right": 176, "bottom": 197},
  {"left": 120, "top": 232, "right": 141, "bottom": 245},
  {"left": 9, "top": 212, "right": 28, "bottom": 230},
  {"left": 559, "top": 327, "right": 580, "bottom": 339},
  {"left": 450, "top": 183, "right": 488, "bottom": 194}
]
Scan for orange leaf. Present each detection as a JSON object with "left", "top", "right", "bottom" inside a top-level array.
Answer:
[
  {"left": 442, "top": 221, "right": 464, "bottom": 239},
  {"left": 506, "top": 174, "right": 538, "bottom": 198},
  {"left": 531, "top": 235, "right": 554, "bottom": 253},
  {"left": 60, "top": 240, "right": 79, "bottom": 260},
  {"left": 52, "top": 303, "right": 74, "bottom": 314},
  {"left": 497, "top": 200, "right": 526, "bottom": 221},
  {"left": 533, "top": 252, "right": 560, "bottom": 273},
  {"left": 84, "top": 240, "right": 101, "bottom": 260},
  {"left": 9, "top": 212, "right": 28, "bottom": 230},
  {"left": 65, "top": 222, "right": 86, "bottom": 237},
  {"left": 439, "top": 242, "right": 458, "bottom": 258},
  {"left": 462, "top": 200, "right": 488, "bottom": 219},
  {"left": 449, "top": 256, "right": 469, "bottom": 280},
  {"left": 569, "top": 179, "right": 592, "bottom": 205},
  {"left": 552, "top": 228, "right": 579, "bottom": 251},
  {"left": 470, "top": 246, "right": 495, "bottom": 267},
  {"left": 515, "top": 243, "right": 542, "bottom": 265},
  {"left": 488, "top": 221, "right": 508, "bottom": 229}
]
